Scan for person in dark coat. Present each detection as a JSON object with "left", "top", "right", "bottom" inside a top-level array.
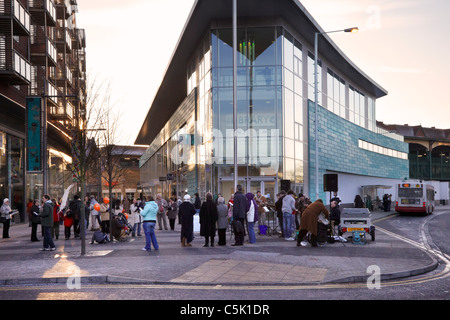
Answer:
[
  {"left": 40, "top": 195, "right": 55, "bottom": 251},
  {"left": 275, "top": 190, "right": 286, "bottom": 238},
  {"left": 199, "top": 193, "right": 218, "bottom": 247},
  {"left": 330, "top": 201, "right": 341, "bottom": 225},
  {"left": 232, "top": 184, "right": 247, "bottom": 246},
  {"left": 330, "top": 200, "right": 342, "bottom": 236},
  {"left": 29, "top": 200, "right": 40, "bottom": 242},
  {"left": 354, "top": 195, "right": 365, "bottom": 208},
  {"left": 179, "top": 194, "right": 196, "bottom": 247}
]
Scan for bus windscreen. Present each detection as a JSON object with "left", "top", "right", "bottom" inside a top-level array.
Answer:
[{"left": 398, "top": 188, "right": 423, "bottom": 198}]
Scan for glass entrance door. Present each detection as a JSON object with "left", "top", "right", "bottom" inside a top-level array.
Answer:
[{"left": 219, "top": 177, "right": 278, "bottom": 203}]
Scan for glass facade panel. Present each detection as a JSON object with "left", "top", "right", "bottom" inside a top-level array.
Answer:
[
  {"left": 249, "top": 66, "right": 277, "bottom": 86},
  {"left": 284, "top": 68, "right": 294, "bottom": 92},
  {"left": 284, "top": 157, "right": 295, "bottom": 181},
  {"left": 248, "top": 86, "right": 278, "bottom": 130},
  {"left": 0, "top": 132, "right": 26, "bottom": 222},
  {"left": 349, "top": 86, "right": 367, "bottom": 129},
  {"left": 213, "top": 67, "right": 247, "bottom": 87},
  {"left": 283, "top": 32, "right": 294, "bottom": 71},
  {"left": 246, "top": 27, "right": 277, "bottom": 66},
  {"left": 216, "top": 29, "right": 233, "bottom": 67},
  {"left": 294, "top": 94, "right": 303, "bottom": 124},
  {"left": 284, "top": 88, "right": 294, "bottom": 139}
]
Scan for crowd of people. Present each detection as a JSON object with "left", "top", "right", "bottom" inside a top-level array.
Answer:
[{"left": 1, "top": 188, "right": 375, "bottom": 251}]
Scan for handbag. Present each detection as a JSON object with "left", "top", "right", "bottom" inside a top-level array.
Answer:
[{"left": 232, "top": 219, "right": 244, "bottom": 233}]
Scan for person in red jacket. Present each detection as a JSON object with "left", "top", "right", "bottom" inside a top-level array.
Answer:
[
  {"left": 51, "top": 199, "right": 60, "bottom": 240},
  {"left": 64, "top": 209, "right": 74, "bottom": 240}
]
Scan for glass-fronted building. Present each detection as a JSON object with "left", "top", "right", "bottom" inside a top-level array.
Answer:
[{"left": 136, "top": 0, "right": 409, "bottom": 203}]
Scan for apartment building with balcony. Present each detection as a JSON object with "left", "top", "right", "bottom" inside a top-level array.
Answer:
[{"left": 0, "top": 0, "right": 86, "bottom": 221}]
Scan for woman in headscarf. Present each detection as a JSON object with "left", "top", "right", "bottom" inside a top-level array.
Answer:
[
  {"left": 216, "top": 197, "right": 229, "bottom": 246},
  {"left": 0, "top": 198, "right": 12, "bottom": 238},
  {"left": 199, "top": 192, "right": 218, "bottom": 247},
  {"left": 179, "top": 194, "right": 196, "bottom": 247}
]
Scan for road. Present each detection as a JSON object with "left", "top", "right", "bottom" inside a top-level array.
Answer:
[{"left": 1, "top": 208, "right": 449, "bottom": 306}]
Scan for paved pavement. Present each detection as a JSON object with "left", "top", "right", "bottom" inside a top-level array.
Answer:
[{"left": 0, "top": 209, "right": 443, "bottom": 286}]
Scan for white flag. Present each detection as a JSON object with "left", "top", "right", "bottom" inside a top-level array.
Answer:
[{"left": 58, "top": 183, "right": 76, "bottom": 213}]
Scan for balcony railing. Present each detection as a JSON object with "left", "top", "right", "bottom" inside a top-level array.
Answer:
[
  {"left": 13, "top": 50, "right": 31, "bottom": 81},
  {"left": 47, "top": 38, "right": 57, "bottom": 64},
  {"left": 0, "top": 38, "right": 31, "bottom": 84},
  {"left": 55, "top": 0, "right": 71, "bottom": 20},
  {"left": 55, "top": 22, "right": 72, "bottom": 53},
  {"left": 0, "top": 0, "right": 31, "bottom": 35},
  {"left": 13, "top": 0, "right": 30, "bottom": 33},
  {"left": 28, "top": 0, "right": 57, "bottom": 26},
  {"left": 30, "top": 24, "right": 58, "bottom": 67}
]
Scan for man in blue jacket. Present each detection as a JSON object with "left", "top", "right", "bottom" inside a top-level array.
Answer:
[
  {"left": 140, "top": 195, "right": 159, "bottom": 251},
  {"left": 232, "top": 185, "right": 247, "bottom": 246}
]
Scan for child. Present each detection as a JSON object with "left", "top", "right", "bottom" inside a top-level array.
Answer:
[{"left": 64, "top": 209, "right": 73, "bottom": 240}]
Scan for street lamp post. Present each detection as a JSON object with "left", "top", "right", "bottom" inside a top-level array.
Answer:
[
  {"left": 314, "top": 27, "right": 358, "bottom": 201},
  {"left": 233, "top": 0, "right": 238, "bottom": 193}
]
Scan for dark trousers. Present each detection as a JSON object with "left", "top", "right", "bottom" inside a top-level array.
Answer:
[
  {"left": 218, "top": 228, "right": 226, "bottom": 246},
  {"left": 65, "top": 226, "right": 71, "bottom": 239},
  {"left": 2, "top": 219, "right": 10, "bottom": 238},
  {"left": 31, "top": 222, "right": 39, "bottom": 241},
  {"left": 169, "top": 219, "right": 176, "bottom": 231},
  {"left": 42, "top": 226, "right": 55, "bottom": 249},
  {"left": 204, "top": 235, "right": 215, "bottom": 246},
  {"left": 73, "top": 219, "right": 80, "bottom": 237},
  {"left": 234, "top": 218, "right": 245, "bottom": 245}
]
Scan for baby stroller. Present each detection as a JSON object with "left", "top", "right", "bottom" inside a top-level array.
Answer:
[{"left": 117, "top": 212, "right": 134, "bottom": 235}]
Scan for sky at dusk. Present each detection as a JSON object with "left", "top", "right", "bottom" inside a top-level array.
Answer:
[{"left": 76, "top": 0, "right": 450, "bottom": 145}]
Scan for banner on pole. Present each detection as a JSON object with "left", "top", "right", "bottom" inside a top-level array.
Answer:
[{"left": 26, "top": 97, "right": 43, "bottom": 173}]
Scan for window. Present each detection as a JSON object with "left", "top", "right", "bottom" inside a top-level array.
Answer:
[
  {"left": 367, "top": 97, "right": 376, "bottom": 131},
  {"left": 283, "top": 32, "right": 294, "bottom": 71},
  {"left": 0, "top": 36, "right": 5, "bottom": 70},
  {"left": 358, "top": 139, "right": 408, "bottom": 160},
  {"left": 327, "top": 69, "right": 346, "bottom": 117},
  {"left": 350, "top": 86, "right": 366, "bottom": 128},
  {"left": 293, "top": 40, "right": 302, "bottom": 77}
]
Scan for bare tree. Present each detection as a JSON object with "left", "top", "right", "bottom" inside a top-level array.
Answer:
[{"left": 71, "top": 76, "right": 112, "bottom": 200}]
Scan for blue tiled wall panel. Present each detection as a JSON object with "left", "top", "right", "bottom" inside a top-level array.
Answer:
[{"left": 307, "top": 100, "right": 409, "bottom": 200}]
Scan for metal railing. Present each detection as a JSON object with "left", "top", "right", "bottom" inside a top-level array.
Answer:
[
  {"left": 0, "top": 40, "right": 31, "bottom": 82},
  {"left": 28, "top": 0, "right": 57, "bottom": 24},
  {"left": 13, "top": 0, "right": 31, "bottom": 32}
]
